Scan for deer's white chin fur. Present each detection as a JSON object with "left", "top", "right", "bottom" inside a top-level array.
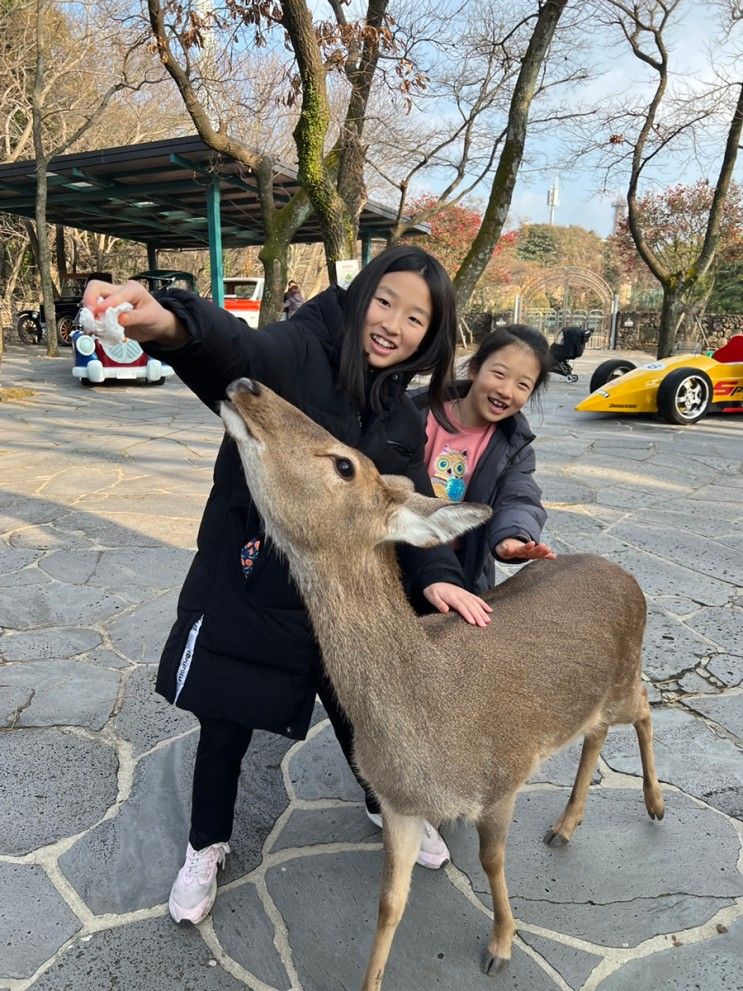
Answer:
[
  {"left": 221, "top": 401, "right": 261, "bottom": 451},
  {"left": 220, "top": 401, "right": 280, "bottom": 529}
]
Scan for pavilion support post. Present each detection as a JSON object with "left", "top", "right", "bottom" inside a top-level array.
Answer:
[
  {"left": 147, "top": 244, "right": 158, "bottom": 270},
  {"left": 207, "top": 179, "right": 224, "bottom": 306},
  {"left": 361, "top": 233, "right": 373, "bottom": 267}
]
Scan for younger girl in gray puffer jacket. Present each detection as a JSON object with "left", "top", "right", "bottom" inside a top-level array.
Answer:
[{"left": 416, "top": 324, "right": 556, "bottom": 594}]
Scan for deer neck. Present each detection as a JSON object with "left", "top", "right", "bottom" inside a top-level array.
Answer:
[{"left": 286, "top": 543, "right": 429, "bottom": 722}]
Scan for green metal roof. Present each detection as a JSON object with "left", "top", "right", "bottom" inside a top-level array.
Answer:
[{"left": 0, "top": 135, "right": 425, "bottom": 250}]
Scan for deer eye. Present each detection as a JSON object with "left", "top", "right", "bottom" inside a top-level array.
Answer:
[{"left": 334, "top": 457, "right": 355, "bottom": 480}]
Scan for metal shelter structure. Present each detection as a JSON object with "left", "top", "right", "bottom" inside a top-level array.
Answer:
[{"left": 0, "top": 136, "right": 424, "bottom": 305}]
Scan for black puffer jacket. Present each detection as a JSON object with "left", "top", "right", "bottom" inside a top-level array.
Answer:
[
  {"left": 412, "top": 384, "right": 547, "bottom": 594},
  {"left": 145, "top": 287, "right": 464, "bottom": 739}
]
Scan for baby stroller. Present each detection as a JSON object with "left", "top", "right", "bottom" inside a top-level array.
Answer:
[{"left": 549, "top": 326, "right": 593, "bottom": 383}]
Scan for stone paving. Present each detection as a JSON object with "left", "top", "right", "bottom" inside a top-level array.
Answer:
[{"left": 0, "top": 341, "right": 741, "bottom": 991}]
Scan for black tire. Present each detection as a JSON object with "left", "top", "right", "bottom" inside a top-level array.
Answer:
[
  {"left": 656, "top": 367, "right": 712, "bottom": 425},
  {"left": 56, "top": 315, "right": 75, "bottom": 347},
  {"left": 16, "top": 314, "right": 42, "bottom": 345},
  {"left": 589, "top": 359, "right": 637, "bottom": 393}
]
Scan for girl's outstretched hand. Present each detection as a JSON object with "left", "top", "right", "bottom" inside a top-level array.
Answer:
[
  {"left": 496, "top": 538, "right": 557, "bottom": 561},
  {"left": 81, "top": 280, "right": 188, "bottom": 347},
  {"left": 423, "top": 583, "right": 492, "bottom": 627}
]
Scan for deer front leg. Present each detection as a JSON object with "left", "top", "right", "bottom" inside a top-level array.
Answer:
[
  {"left": 361, "top": 807, "right": 424, "bottom": 991},
  {"left": 477, "top": 795, "right": 517, "bottom": 975},
  {"left": 545, "top": 726, "right": 607, "bottom": 846}
]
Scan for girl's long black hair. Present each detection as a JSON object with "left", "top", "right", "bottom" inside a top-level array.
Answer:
[{"left": 339, "top": 245, "right": 457, "bottom": 426}]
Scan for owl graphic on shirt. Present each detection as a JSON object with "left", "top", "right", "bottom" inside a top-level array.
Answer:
[{"left": 431, "top": 446, "right": 468, "bottom": 502}]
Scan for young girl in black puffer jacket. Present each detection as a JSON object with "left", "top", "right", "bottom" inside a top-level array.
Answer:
[{"left": 82, "top": 246, "right": 493, "bottom": 924}]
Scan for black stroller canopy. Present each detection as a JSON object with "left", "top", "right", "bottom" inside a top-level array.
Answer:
[{"left": 552, "top": 326, "right": 592, "bottom": 361}]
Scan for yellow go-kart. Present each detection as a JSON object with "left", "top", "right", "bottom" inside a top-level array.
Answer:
[{"left": 576, "top": 336, "right": 743, "bottom": 425}]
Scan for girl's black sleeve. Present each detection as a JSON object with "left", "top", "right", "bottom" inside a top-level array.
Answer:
[{"left": 142, "top": 290, "right": 304, "bottom": 412}]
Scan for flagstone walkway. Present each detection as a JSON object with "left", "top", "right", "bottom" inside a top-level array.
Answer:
[{"left": 1, "top": 342, "right": 741, "bottom": 990}]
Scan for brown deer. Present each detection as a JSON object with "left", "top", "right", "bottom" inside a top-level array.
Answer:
[{"left": 220, "top": 378, "right": 665, "bottom": 991}]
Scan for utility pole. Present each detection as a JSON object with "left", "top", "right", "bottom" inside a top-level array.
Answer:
[
  {"left": 611, "top": 194, "right": 626, "bottom": 233},
  {"left": 547, "top": 176, "right": 560, "bottom": 225}
]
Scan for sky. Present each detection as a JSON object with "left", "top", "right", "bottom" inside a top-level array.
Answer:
[
  {"left": 434, "top": 2, "right": 743, "bottom": 237},
  {"left": 207, "top": 1, "right": 740, "bottom": 239}
]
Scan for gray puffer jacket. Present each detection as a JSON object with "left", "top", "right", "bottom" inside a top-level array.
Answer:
[{"left": 412, "top": 384, "right": 547, "bottom": 594}]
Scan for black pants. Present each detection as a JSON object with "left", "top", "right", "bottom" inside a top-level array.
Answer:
[{"left": 189, "top": 676, "right": 380, "bottom": 850}]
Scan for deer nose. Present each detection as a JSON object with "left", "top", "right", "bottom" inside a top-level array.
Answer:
[{"left": 226, "top": 378, "right": 261, "bottom": 399}]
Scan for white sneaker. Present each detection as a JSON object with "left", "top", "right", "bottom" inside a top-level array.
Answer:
[
  {"left": 168, "top": 841, "right": 230, "bottom": 924},
  {"left": 365, "top": 809, "right": 450, "bottom": 870}
]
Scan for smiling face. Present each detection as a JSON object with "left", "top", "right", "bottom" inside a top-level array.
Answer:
[
  {"left": 459, "top": 343, "right": 540, "bottom": 427},
  {"left": 362, "top": 270, "right": 432, "bottom": 368}
]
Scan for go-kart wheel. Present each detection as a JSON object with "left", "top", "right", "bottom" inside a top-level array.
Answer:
[
  {"left": 589, "top": 359, "right": 636, "bottom": 393},
  {"left": 656, "top": 367, "right": 712, "bottom": 425},
  {"left": 566, "top": 374, "right": 578, "bottom": 383},
  {"left": 56, "top": 315, "right": 75, "bottom": 347},
  {"left": 16, "top": 314, "right": 42, "bottom": 345}
]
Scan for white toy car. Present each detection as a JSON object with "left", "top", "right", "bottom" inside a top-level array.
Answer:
[{"left": 71, "top": 329, "right": 174, "bottom": 386}]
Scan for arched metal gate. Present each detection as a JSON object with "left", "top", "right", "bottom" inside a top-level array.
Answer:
[{"left": 513, "top": 267, "right": 619, "bottom": 348}]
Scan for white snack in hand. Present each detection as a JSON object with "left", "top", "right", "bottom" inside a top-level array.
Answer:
[{"left": 78, "top": 301, "right": 133, "bottom": 345}]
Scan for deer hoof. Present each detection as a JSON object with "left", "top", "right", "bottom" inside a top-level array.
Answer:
[
  {"left": 543, "top": 829, "right": 569, "bottom": 847},
  {"left": 481, "top": 949, "right": 509, "bottom": 976},
  {"left": 645, "top": 793, "right": 665, "bottom": 821}
]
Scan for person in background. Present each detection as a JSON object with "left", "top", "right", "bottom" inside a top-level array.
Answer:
[{"left": 283, "top": 280, "right": 305, "bottom": 318}]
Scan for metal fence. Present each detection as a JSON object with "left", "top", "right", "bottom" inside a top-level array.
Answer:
[{"left": 522, "top": 308, "right": 610, "bottom": 348}]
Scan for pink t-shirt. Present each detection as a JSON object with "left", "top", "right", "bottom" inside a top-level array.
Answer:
[{"left": 425, "top": 401, "right": 496, "bottom": 503}]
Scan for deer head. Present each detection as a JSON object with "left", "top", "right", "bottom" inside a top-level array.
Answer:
[{"left": 220, "top": 378, "right": 490, "bottom": 556}]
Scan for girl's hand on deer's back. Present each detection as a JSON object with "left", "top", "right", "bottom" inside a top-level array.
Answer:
[
  {"left": 82, "top": 280, "right": 189, "bottom": 347},
  {"left": 423, "top": 583, "right": 492, "bottom": 627}
]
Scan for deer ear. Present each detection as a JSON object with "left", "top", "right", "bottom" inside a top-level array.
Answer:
[{"left": 386, "top": 494, "right": 491, "bottom": 547}]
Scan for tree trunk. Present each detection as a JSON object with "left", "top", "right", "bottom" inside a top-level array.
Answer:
[
  {"left": 453, "top": 0, "right": 569, "bottom": 313},
  {"left": 148, "top": 0, "right": 324, "bottom": 314},
  {"left": 282, "top": 0, "right": 360, "bottom": 281},
  {"left": 258, "top": 239, "right": 289, "bottom": 327},
  {"left": 256, "top": 161, "right": 316, "bottom": 327},
  {"left": 320, "top": 215, "right": 358, "bottom": 283},
  {"left": 55, "top": 225, "right": 67, "bottom": 279},
  {"left": 657, "top": 287, "right": 682, "bottom": 358},
  {"left": 35, "top": 168, "right": 58, "bottom": 358},
  {"left": 0, "top": 231, "right": 31, "bottom": 356},
  {"left": 32, "top": 1, "right": 57, "bottom": 357}
]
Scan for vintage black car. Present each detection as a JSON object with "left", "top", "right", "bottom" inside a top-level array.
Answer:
[
  {"left": 130, "top": 270, "right": 198, "bottom": 294},
  {"left": 16, "top": 272, "right": 112, "bottom": 346}
]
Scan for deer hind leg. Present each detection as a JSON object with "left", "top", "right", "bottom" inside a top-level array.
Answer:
[
  {"left": 633, "top": 685, "right": 665, "bottom": 821},
  {"left": 545, "top": 725, "right": 608, "bottom": 847},
  {"left": 477, "top": 794, "right": 518, "bottom": 975},
  {"left": 361, "top": 807, "right": 424, "bottom": 991}
]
